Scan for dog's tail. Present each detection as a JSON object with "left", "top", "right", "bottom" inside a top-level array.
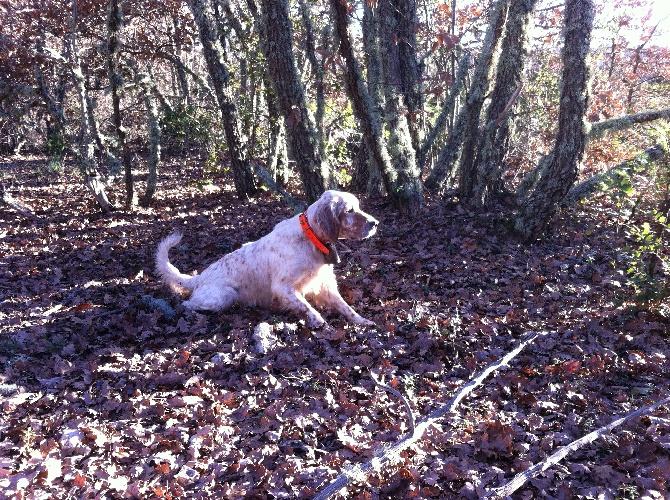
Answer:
[{"left": 155, "top": 232, "right": 196, "bottom": 290}]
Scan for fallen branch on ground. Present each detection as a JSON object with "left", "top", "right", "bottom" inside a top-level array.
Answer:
[
  {"left": 312, "top": 330, "right": 545, "bottom": 500},
  {"left": 485, "top": 395, "right": 670, "bottom": 499},
  {"left": 371, "top": 371, "right": 416, "bottom": 435},
  {"left": 1, "top": 184, "right": 38, "bottom": 219}
]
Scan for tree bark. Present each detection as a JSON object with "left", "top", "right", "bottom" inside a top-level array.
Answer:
[
  {"left": 514, "top": 0, "right": 594, "bottom": 241},
  {"left": 68, "top": 1, "right": 115, "bottom": 214},
  {"left": 471, "top": 0, "right": 538, "bottom": 207},
  {"left": 188, "top": 0, "right": 256, "bottom": 200},
  {"left": 420, "top": 53, "right": 470, "bottom": 177},
  {"left": 331, "top": 0, "right": 422, "bottom": 214},
  {"left": 172, "top": 17, "right": 190, "bottom": 105},
  {"left": 299, "top": 0, "right": 327, "bottom": 158},
  {"left": 379, "top": 0, "right": 424, "bottom": 214},
  {"left": 391, "top": 0, "right": 423, "bottom": 154},
  {"left": 260, "top": 0, "right": 329, "bottom": 203},
  {"left": 458, "top": 0, "right": 510, "bottom": 203},
  {"left": 562, "top": 144, "right": 666, "bottom": 206},
  {"left": 107, "top": 0, "right": 133, "bottom": 208},
  {"left": 135, "top": 72, "right": 161, "bottom": 207},
  {"left": 588, "top": 108, "right": 670, "bottom": 141}
]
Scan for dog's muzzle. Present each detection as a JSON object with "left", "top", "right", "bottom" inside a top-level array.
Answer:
[{"left": 364, "top": 218, "right": 379, "bottom": 237}]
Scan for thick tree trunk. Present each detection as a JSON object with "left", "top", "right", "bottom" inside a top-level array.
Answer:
[
  {"left": 332, "top": 0, "right": 422, "bottom": 214},
  {"left": 380, "top": 0, "right": 423, "bottom": 213},
  {"left": 471, "top": 0, "right": 538, "bottom": 207},
  {"left": 458, "top": 0, "right": 510, "bottom": 203},
  {"left": 396, "top": 0, "right": 423, "bottom": 154},
  {"left": 188, "top": 0, "right": 256, "bottom": 200},
  {"left": 263, "top": 74, "right": 290, "bottom": 186},
  {"left": 107, "top": 0, "right": 133, "bottom": 208},
  {"left": 260, "top": 0, "right": 329, "bottom": 203},
  {"left": 354, "top": 4, "right": 385, "bottom": 195},
  {"left": 514, "top": 0, "right": 594, "bottom": 241}
]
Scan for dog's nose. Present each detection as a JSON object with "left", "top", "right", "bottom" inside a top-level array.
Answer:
[{"left": 364, "top": 219, "right": 378, "bottom": 232}]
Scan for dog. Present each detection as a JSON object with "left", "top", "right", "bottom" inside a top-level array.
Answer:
[{"left": 155, "top": 190, "right": 379, "bottom": 327}]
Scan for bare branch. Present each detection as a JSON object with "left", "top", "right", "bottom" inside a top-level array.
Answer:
[
  {"left": 253, "top": 163, "right": 306, "bottom": 214},
  {"left": 485, "top": 396, "right": 670, "bottom": 499},
  {"left": 312, "top": 331, "right": 545, "bottom": 500},
  {"left": 589, "top": 108, "right": 670, "bottom": 141},
  {"left": 563, "top": 143, "right": 667, "bottom": 205},
  {"left": 0, "top": 185, "right": 38, "bottom": 219},
  {"left": 371, "top": 371, "right": 415, "bottom": 435}
]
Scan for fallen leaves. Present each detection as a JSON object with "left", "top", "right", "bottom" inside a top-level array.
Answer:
[{"left": 0, "top": 158, "right": 668, "bottom": 498}]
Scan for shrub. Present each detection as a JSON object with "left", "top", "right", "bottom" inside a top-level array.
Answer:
[{"left": 159, "top": 104, "right": 215, "bottom": 152}]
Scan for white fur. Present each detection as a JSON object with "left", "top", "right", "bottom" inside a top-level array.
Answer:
[{"left": 155, "top": 190, "right": 378, "bottom": 327}]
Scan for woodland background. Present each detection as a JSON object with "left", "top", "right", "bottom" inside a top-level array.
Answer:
[{"left": 1, "top": 0, "right": 670, "bottom": 498}]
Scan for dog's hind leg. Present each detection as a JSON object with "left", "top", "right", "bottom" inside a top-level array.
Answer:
[{"left": 183, "top": 285, "right": 239, "bottom": 311}]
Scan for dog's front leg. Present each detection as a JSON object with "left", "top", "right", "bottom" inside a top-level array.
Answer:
[
  {"left": 272, "top": 285, "right": 326, "bottom": 327},
  {"left": 315, "top": 288, "right": 375, "bottom": 326}
]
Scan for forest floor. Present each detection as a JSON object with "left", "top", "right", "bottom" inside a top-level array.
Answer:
[{"left": 1, "top": 154, "right": 669, "bottom": 499}]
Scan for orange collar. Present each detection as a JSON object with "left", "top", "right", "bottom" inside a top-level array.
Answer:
[{"left": 299, "top": 212, "right": 330, "bottom": 255}]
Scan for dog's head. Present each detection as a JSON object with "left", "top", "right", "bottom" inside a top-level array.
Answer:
[{"left": 309, "top": 190, "right": 379, "bottom": 242}]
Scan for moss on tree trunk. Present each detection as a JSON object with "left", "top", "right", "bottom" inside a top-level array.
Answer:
[
  {"left": 188, "top": 0, "right": 257, "bottom": 200},
  {"left": 260, "top": 0, "right": 329, "bottom": 204},
  {"left": 471, "top": 0, "right": 538, "bottom": 207}
]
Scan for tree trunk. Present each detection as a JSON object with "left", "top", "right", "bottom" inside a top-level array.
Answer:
[
  {"left": 514, "top": 0, "right": 594, "bottom": 241},
  {"left": 356, "top": 3, "right": 385, "bottom": 195},
  {"left": 260, "top": 0, "right": 329, "bottom": 203},
  {"left": 299, "top": 0, "right": 327, "bottom": 159},
  {"left": 172, "top": 17, "right": 190, "bottom": 105},
  {"left": 458, "top": 0, "right": 510, "bottom": 203},
  {"left": 471, "top": 0, "right": 538, "bottom": 207},
  {"left": 588, "top": 108, "right": 670, "bottom": 141},
  {"left": 392, "top": 0, "right": 423, "bottom": 155},
  {"left": 562, "top": 144, "right": 666, "bottom": 206},
  {"left": 188, "top": 0, "right": 256, "bottom": 200},
  {"left": 107, "top": 0, "right": 134, "bottom": 208},
  {"left": 331, "top": 0, "right": 422, "bottom": 214},
  {"left": 85, "top": 90, "right": 122, "bottom": 181},
  {"left": 379, "top": 0, "right": 423, "bottom": 213},
  {"left": 68, "top": 1, "right": 115, "bottom": 214},
  {"left": 420, "top": 53, "right": 470, "bottom": 177},
  {"left": 425, "top": 0, "right": 509, "bottom": 193},
  {"left": 136, "top": 72, "right": 161, "bottom": 207}
]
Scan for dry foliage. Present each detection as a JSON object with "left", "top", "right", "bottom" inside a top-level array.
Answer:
[{"left": 1, "top": 156, "right": 669, "bottom": 499}]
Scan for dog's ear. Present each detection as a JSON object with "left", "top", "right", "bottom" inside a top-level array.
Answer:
[{"left": 312, "top": 197, "right": 340, "bottom": 242}]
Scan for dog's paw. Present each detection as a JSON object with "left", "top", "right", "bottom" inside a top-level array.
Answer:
[
  {"left": 354, "top": 317, "right": 375, "bottom": 327},
  {"left": 306, "top": 315, "right": 327, "bottom": 329}
]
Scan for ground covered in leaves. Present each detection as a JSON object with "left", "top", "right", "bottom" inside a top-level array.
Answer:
[{"left": 1, "top": 156, "right": 669, "bottom": 499}]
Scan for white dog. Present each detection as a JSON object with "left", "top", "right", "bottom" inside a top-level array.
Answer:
[{"left": 155, "top": 190, "right": 379, "bottom": 327}]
